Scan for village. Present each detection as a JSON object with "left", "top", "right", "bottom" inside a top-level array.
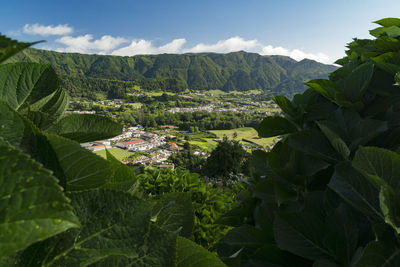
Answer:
[{"left": 80, "top": 126, "right": 210, "bottom": 169}]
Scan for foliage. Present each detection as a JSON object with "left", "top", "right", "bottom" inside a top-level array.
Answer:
[
  {"left": 218, "top": 18, "right": 400, "bottom": 266},
  {"left": 138, "top": 168, "right": 242, "bottom": 251},
  {"left": 11, "top": 48, "right": 336, "bottom": 98},
  {"left": 170, "top": 142, "right": 207, "bottom": 173},
  {"left": 203, "top": 137, "right": 250, "bottom": 181},
  {"left": 0, "top": 35, "right": 221, "bottom": 266}
]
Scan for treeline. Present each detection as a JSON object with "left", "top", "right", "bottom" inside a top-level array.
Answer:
[{"left": 117, "top": 108, "right": 265, "bottom": 131}]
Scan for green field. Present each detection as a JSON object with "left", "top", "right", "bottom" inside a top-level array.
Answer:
[
  {"left": 93, "top": 147, "right": 133, "bottom": 160},
  {"left": 209, "top": 127, "right": 275, "bottom": 147},
  {"left": 188, "top": 139, "right": 218, "bottom": 152}
]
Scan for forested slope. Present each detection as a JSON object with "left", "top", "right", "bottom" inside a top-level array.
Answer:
[{"left": 11, "top": 49, "right": 336, "bottom": 98}]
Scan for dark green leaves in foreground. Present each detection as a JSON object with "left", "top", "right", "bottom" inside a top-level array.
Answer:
[
  {"left": 0, "top": 63, "right": 60, "bottom": 110},
  {"left": 20, "top": 189, "right": 177, "bottom": 266},
  {"left": 176, "top": 237, "right": 226, "bottom": 267},
  {"left": 0, "top": 138, "right": 79, "bottom": 258},
  {"left": 47, "top": 114, "right": 122, "bottom": 143},
  {"left": 45, "top": 134, "right": 112, "bottom": 191}
]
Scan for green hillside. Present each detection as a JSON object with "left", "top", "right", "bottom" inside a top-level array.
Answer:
[{"left": 10, "top": 49, "right": 337, "bottom": 99}]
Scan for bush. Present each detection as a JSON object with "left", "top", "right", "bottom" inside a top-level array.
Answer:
[
  {"left": 218, "top": 18, "right": 400, "bottom": 266},
  {"left": 138, "top": 168, "right": 245, "bottom": 251}
]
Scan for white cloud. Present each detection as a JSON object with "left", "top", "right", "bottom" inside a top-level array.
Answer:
[
  {"left": 49, "top": 32, "right": 331, "bottom": 63},
  {"left": 111, "top": 38, "right": 186, "bottom": 56},
  {"left": 23, "top": 24, "right": 73, "bottom": 36},
  {"left": 261, "top": 45, "right": 330, "bottom": 64},
  {"left": 184, "top": 36, "right": 260, "bottom": 53},
  {"left": 55, "top": 34, "right": 128, "bottom": 54}
]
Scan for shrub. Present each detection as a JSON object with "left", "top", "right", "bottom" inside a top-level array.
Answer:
[
  {"left": 138, "top": 168, "right": 245, "bottom": 251},
  {"left": 218, "top": 18, "right": 400, "bottom": 267}
]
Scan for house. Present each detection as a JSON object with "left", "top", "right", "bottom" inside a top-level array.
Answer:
[
  {"left": 89, "top": 144, "right": 111, "bottom": 151},
  {"left": 116, "top": 139, "right": 145, "bottom": 150}
]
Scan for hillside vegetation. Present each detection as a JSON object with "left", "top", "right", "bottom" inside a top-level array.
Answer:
[{"left": 11, "top": 49, "right": 336, "bottom": 98}]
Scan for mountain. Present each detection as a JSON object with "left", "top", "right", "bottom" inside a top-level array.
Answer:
[{"left": 10, "top": 49, "right": 337, "bottom": 99}]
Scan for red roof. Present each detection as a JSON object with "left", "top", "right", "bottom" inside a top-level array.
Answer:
[{"left": 121, "top": 140, "right": 144, "bottom": 146}]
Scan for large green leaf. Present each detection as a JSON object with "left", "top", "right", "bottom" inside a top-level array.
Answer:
[
  {"left": 256, "top": 116, "right": 297, "bottom": 138},
  {"left": 316, "top": 109, "right": 387, "bottom": 156},
  {"left": 372, "top": 52, "right": 400, "bottom": 75},
  {"left": 19, "top": 189, "right": 178, "bottom": 266},
  {"left": 353, "top": 147, "right": 400, "bottom": 232},
  {"left": 274, "top": 204, "right": 359, "bottom": 265},
  {"left": 288, "top": 129, "right": 341, "bottom": 162},
  {"left": 24, "top": 87, "right": 69, "bottom": 130},
  {"left": 354, "top": 223, "right": 400, "bottom": 267},
  {"left": 317, "top": 121, "right": 350, "bottom": 160},
  {"left": 0, "top": 138, "right": 79, "bottom": 258},
  {"left": 270, "top": 96, "right": 298, "bottom": 120},
  {"left": 0, "top": 62, "right": 60, "bottom": 110},
  {"left": 45, "top": 134, "right": 112, "bottom": 191},
  {"left": 102, "top": 149, "right": 138, "bottom": 193},
  {"left": 0, "top": 101, "right": 25, "bottom": 147},
  {"left": 46, "top": 114, "right": 122, "bottom": 143},
  {"left": 343, "top": 62, "right": 374, "bottom": 102},
  {"left": 274, "top": 212, "right": 331, "bottom": 261},
  {"left": 352, "top": 147, "right": 400, "bottom": 189},
  {"left": 151, "top": 192, "right": 194, "bottom": 238},
  {"left": 176, "top": 236, "right": 226, "bottom": 267},
  {"left": 0, "top": 35, "right": 42, "bottom": 63},
  {"left": 329, "top": 163, "right": 383, "bottom": 221},
  {"left": 218, "top": 224, "right": 272, "bottom": 259},
  {"left": 374, "top": 18, "right": 400, "bottom": 27}
]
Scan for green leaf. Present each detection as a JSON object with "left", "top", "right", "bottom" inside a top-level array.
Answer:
[
  {"left": 176, "top": 236, "right": 226, "bottom": 267},
  {"left": 0, "top": 63, "right": 60, "bottom": 110},
  {"left": 274, "top": 211, "right": 331, "bottom": 261},
  {"left": 372, "top": 52, "right": 400, "bottom": 75},
  {"left": 24, "top": 87, "right": 69, "bottom": 130},
  {"left": 46, "top": 114, "right": 122, "bottom": 143},
  {"left": 374, "top": 18, "right": 400, "bottom": 27},
  {"left": 151, "top": 192, "right": 194, "bottom": 238},
  {"left": 20, "top": 189, "right": 178, "bottom": 266},
  {"left": 0, "top": 138, "right": 79, "bottom": 258},
  {"left": 386, "top": 26, "right": 400, "bottom": 38},
  {"left": 0, "top": 35, "right": 42, "bottom": 63},
  {"left": 329, "top": 163, "right": 383, "bottom": 221},
  {"left": 352, "top": 147, "right": 400, "bottom": 189},
  {"left": 306, "top": 79, "right": 339, "bottom": 102},
  {"left": 288, "top": 129, "right": 341, "bottom": 162},
  {"left": 0, "top": 101, "right": 25, "bottom": 147},
  {"left": 274, "top": 204, "right": 359, "bottom": 265},
  {"left": 354, "top": 223, "right": 400, "bottom": 267},
  {"left": 256, "top": 116, "right": 297, "bottom": 138},
  {"left": 343, "top": 62, "right": 374, "bottom": 102},
  {"left": 45, "top": 134, "right": 112, "bottom": 191},
  {"left": 379, "top": 186, "right": 400, "bottom": 234},
  {"left": 102, "top": 149, "right": 138, "bottom": 192},
  {"left": 270, "top": 96, "right": 298, "bottom": 120},
  {"left": 317, "top": 121, "right": 350, "bottom": 160}
]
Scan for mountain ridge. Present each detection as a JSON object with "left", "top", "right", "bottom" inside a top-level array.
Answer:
[{"left": 10, "top": 48, "right": 337, "bottom": 99}]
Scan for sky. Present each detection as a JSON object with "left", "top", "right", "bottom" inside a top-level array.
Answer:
[{"left": 2, "top": 0, "right": 400, "bottom": 64}]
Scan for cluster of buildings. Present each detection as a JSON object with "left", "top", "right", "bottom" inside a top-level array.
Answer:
[{"left": 81, "top": 126, "right": 183, "bottom": 168}]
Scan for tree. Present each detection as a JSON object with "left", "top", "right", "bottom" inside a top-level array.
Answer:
[{"left": 203, "top": 137, "right": 248, "bottom": 181}]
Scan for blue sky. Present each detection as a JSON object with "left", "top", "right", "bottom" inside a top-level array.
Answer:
[{"left": 2, "top": 0, "right": 400, "bottom": 64}]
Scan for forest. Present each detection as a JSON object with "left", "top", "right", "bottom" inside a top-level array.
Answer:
[
  {"left": 1, "top": 17, "right": 400, "bottom": 266},
  {"left": 9, "top": 48, "right": 336, "bottom": 99}
]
